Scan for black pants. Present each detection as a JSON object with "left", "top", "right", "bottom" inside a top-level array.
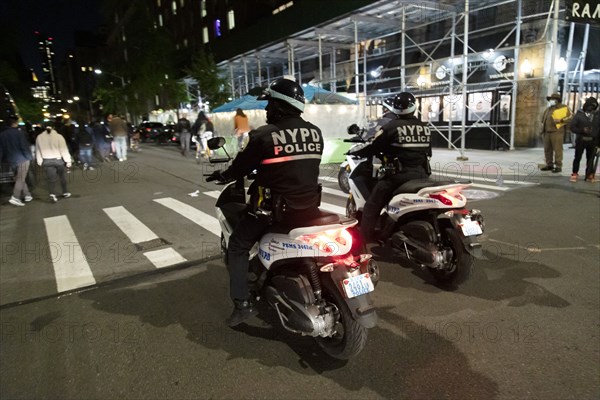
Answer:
[
  {"left": 42, "top": 159, "right": 68, "bottom": 196},
  {"left": 360, "top": 168, "right": 428, "bottom": 241},
  {"left": 572, "top": 139, "right": 596, "bottom": 177},
  {"left": 227, "top": 206, "right": 320, "bottom": 302}
]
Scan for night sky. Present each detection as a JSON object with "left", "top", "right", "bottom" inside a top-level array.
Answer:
[{"left": 1, "top": 0, "right": 104, "bottom": 76}]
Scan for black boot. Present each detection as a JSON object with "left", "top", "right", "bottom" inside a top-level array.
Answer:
[
  {"left": 540, "top": 165, "right": 553, "bottom": 171},
  {"left": 226, "top": 299, "right": 258, "bottom": 327}
]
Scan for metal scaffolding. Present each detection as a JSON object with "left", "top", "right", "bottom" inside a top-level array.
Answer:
[{"left": 218, "top": 0, "right": 598, "bottom": 152}]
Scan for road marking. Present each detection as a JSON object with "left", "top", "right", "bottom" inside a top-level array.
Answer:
[
  {"left": 143, "top": 248, "right": 187, "bottom": 268},
  {"left": 205, "top": 190, "right": 346, "bottom": 215},
  {"left": 430, "top": 170, "right": 537, "bottom": 186},
  {"left": 154, "top": 197, "right": 221, "bottom": 236},
  {"left": 469, "top": 183, "right": 510, "bottom": 191},
  {"left": 319, "top": 202, "right": 347, "bottom": 215},
  {"left": 104, "top": 206, "right": 158, "bottom": 243},
  {"left": 322, "top": 174, "right": 512, "bottom": 192},
  {"left": 319, "top": 176, "right": 339, "bottom": 183},
  {"left": 203, "top": 191, "right": 220, "bottom": 199},
  {"left": 104, "top": 206, "right": 186, "bottom": 268},
  {"left": 43, "top": 215, "right": 96, "bottom": 292},
  {"left": 321, "top": 186, "right": 348, "bottom": 198}
]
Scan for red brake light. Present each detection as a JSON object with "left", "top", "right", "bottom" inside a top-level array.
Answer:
[
  {"left": 429, "top": 193, "right": 453, "bottom": 206},
  {"left": 145, "top": 127, "right": 151, "bottom": 131}
]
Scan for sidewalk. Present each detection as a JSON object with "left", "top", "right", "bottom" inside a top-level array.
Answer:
[{"left": 324, "top": 142, "right": 598, "bottom": 184}]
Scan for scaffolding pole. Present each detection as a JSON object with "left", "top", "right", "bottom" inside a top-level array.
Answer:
[
  {"left": 243, "top": 58, "right": 249, "bottom": 94},
  {"left": 509, "top": 0, "right": 522, "bottom": 150},
  {"left": 548, "top": 0, "right": 559, "bottom": 94},
  {"left": 448, "top": 13, "right": 456, "bottom": 149},
  {"left": 562, "top": 22, "right": 575, "bottom": 104},
  {"left": 229, "top": 63, "right": 235, "bottom": 99},
  {"left": 401, "top": 6, "right": 406, "bottom": 89},
  {"left": 318, "top": 35, "right": 323, "bottom": 84},
  {"left": 577, "top": 23, "right": 590, "bottom": 109},
  {"left": 354, "top": 20, "right": 359, "bottom": 98},
  {"left": 458, "top": 0, "right": 469, "bottom": 160}
]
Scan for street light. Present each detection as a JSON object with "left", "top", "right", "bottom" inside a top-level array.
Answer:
[{"left": 94, "top": 69, "right": 125, "bottom": 87}]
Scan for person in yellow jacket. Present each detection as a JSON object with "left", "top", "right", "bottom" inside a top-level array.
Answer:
[{"left": 540, "top": 93, "right": 573, "bottom": 173}]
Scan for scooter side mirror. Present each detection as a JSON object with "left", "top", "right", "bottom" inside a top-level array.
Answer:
[
  {"left": 207, "top": 136, "right": 226, "bottom": 150},
  {"left": 347, "top": 124, "right": 360, "bottom": 136}
]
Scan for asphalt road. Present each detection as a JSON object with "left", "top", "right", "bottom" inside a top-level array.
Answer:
[{"left": 1, "top": 143, "right": 598, "bottom": 399}]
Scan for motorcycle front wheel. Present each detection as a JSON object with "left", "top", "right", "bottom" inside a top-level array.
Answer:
[
  {"left": 315, "top": 278, "right": 368, "bottom": 360},
  {"left": 338, "top": 166, "right": 350, "bottom": 194},
  {"left": 428, "top": 228, "right": 474, "bottom": 287}
]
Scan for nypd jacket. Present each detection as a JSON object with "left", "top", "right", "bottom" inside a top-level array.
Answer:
[
  {"left": 351, "top": 115, "right": 431, "bottom": 168},
  {"left": 221, "top": 116, "right": 324, "bottom": 209}
]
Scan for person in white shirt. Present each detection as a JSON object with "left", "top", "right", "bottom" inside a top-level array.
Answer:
[{"left": 35, "top": 125, "right": 72, "bottom": 203}]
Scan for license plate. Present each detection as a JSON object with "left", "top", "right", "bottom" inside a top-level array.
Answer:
[
  {"left": 460, "top": 219, "right": 483, "bottom": 236},
  {"left": 342, "top": 273, "right": 375, "bottom": 298}
]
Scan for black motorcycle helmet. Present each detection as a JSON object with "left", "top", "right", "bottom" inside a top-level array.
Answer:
[
  {"left": 383, "top": 92, "right": 416, "bottom": 115},
  {"left": 258, "top": 77, "right": 306, "bottom": 113}
]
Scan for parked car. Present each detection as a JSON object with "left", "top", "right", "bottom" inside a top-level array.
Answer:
[
  {"left": 160, "top": 123, "right": 180, "bottom": 145},
  {"left": 136, "top": 122, "right": 166, "bottom": 143}
]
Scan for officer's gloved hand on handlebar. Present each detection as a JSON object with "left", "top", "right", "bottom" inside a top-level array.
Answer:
[{"left": 206, "top": 170, "right": 226, "bottom": 182}]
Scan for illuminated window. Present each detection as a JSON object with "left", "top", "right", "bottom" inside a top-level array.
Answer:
[
  {"left": 227, "top": 10, "right": 235, "bottom": 30},
  {"left": 180, "top": 0, "right": 184, "bottom": 7},
  {"left": 172, "top": 0, "right": 177, "bottom": 15},
  {"left": 157, "top": 0, "right": 161, "bottom": 6},
  {"left": 158, "top": 14, "right": 163, "bottom": 26},
  {"left": 214, "top": 19, "right": 222, "bottom": 37},
  {"left": 203, "top": 27, "right": 209, "bottom": 43},
  {"left": 273, "top": 1, "right": 294, "bottom": 15},
  {"left": 201, "top": 0, "right": 206, "bottom": 17},
  {"left": 183, "top": 38, "right": 188, "bottom": 47}
]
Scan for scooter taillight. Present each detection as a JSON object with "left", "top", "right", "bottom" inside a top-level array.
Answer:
[
  {"left": 296, "top": 228, "right": 353, "bottom": 254},
  {"left": 429, "top": 192, "right": 454, "bottom": 206}
]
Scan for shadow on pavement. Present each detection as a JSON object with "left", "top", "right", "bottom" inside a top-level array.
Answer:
[
  {"left": 80, "top": 262, "right": 499, "bottom": 398},
  {"left": 369, "top": 246, "right": 570, "bottom": 308}
]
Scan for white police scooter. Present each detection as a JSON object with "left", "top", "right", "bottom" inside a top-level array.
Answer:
[
  {"left": 346, "top": 147, "right": 485, "bottom": 288},
  {"left": 205, "top": 137, "right": 379, "bottom": 360}
]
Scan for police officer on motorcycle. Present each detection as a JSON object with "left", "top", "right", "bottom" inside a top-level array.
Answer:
[
  {"left": 206, "top": 77, "right": 324, "bottom": 327},
  {"left": 348, "top": 92, "right": 432, "bottom": 243}
]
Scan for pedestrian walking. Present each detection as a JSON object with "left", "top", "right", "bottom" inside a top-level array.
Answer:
[
  {"left": 539, "top": 93, "right": 573, "bottom": 173},
  {"left": 234, "top": 108, "right": 250, "bottom": 152},
  {"left": 176, "top": 114, "right": 192, "bottom": 156},
  {"left": 0, "top": 115, "right": 34, "bottom": 206},
  {"left": 108, "top": 114, "right": 128, "bottom": 161},
  {"left": 192, "top": 112, "right": 208, "bottom": 160},
  {"left": 569, "top": 97, "right": 599, "bottom": 183},
  {"left": 77, "top": 123, "right": 96, "bottom": 170},
  {"left": 35, "top": 125, "right": 72, "bottom": 203}
]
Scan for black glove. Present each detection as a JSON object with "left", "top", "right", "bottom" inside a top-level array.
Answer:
[{"left": 206, "top": 170, "right": 225, "bottom": 182}]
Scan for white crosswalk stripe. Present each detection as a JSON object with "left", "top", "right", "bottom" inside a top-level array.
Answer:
[
  {"left": 104, "top": 206, "right": 160, "bottom": 243},
  {"left": 14, "top": 172, "right": 521, "bottom": 301},
  {"left": 153, "top": 197, "right": 221, "bottom": 236},
  {"left": 104, "top": 205, "right": 187, "bottom": 269},
  {"left": 43, "top": 215, "right": 96, "bottom": 292}
]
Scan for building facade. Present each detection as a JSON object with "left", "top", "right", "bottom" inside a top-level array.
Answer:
[{"left": 101, "top": 0, "right": 599, "bottom": 149}]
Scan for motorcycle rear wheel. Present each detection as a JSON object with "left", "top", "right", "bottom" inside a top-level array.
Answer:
[
  {"left": 315, "top": 278, "right": 368, "bottom": 360},
  {"left": 428, "top": 228, "right": 473, "bottom": 287},
  {"left": 338, "top": 167, "right": 350, "bottom": 194}
]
